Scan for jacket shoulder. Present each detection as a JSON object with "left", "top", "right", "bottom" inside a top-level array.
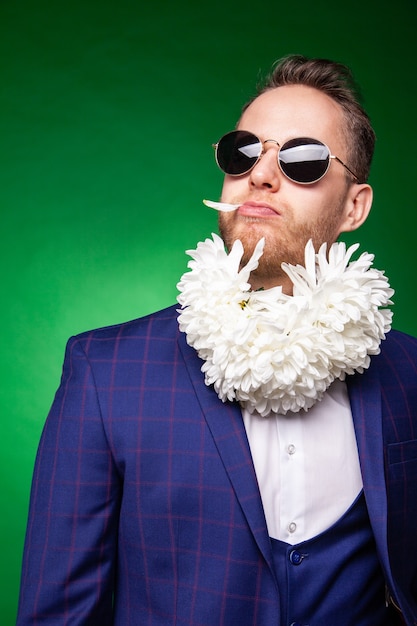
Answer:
[
  {"left": 369, "top": 328, "right": 417, "bottom": 396},
  {"left": 378, "top": 328, "right": 417, "bottom": 360},
  {"left": 67, "top": 304, "right": 181, "bottom": 359}
]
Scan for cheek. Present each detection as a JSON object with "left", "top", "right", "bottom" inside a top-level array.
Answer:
[
  {"left": 220, "top": 176, "right": 246, "bottom": 200},
  {"left": 291, "top": 186, "right": 343, "bottom": 222}
]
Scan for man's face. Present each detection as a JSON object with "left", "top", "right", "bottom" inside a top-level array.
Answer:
[{"left": 219, "top": 84, "right": 358, "bottom": 292}]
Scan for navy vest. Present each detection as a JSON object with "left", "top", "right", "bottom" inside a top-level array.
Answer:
[{"left": 270, "top": 491, "right": 391, "bottom": 625}]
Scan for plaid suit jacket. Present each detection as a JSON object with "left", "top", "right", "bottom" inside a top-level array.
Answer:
[{"left": 17, "top": 305, "right": 417, "bottom": 625}]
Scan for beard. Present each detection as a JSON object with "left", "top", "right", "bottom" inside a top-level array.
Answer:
[{"left": 218, "top": 196, "right": 348, "bottom": 290}]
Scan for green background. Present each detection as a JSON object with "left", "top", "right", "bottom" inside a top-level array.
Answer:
[{"left": 1, "top": 0, "right": 416, "bottom": 622}]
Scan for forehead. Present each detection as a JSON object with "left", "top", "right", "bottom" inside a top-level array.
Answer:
[{"left": 238, "top": 84, "right": 346, "bottom": 146}]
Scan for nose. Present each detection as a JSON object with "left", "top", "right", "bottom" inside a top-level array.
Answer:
[{"left": 249, "top": 140, "right": 282, "bottom": 191}]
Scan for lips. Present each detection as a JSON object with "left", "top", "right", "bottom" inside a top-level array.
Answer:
[{"left": 237, "top": 201, "right": 279, "bottom": 217}]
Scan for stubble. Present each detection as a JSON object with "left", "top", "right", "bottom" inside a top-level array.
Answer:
[{"left": 218, "top": 193, "right": 349, "bottom": 291}]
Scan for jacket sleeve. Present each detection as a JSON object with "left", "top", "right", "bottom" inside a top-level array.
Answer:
[{"left": 16, "top": 335, "right": 122, "bottom": 625}]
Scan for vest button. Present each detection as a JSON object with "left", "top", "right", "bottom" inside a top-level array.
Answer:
[{"left": 289, "top": 550, "right": 303, "bottom": 565}]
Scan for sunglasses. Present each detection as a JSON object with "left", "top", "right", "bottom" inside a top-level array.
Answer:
[{"left": 214, "top": 130, "right": 359, "bottom": 184}]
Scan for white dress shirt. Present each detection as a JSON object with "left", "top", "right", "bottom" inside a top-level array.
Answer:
[{"left": 242, "top": 379, "right": 363, "bottom": 544}]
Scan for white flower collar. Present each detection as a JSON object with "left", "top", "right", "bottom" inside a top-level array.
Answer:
[{"left": 177, "top": 234, "right": 394, "bottom": 416}]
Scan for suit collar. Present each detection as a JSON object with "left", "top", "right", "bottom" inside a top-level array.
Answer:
[
  {"left": 178, "top": 331, "right": 276, "bottom": 576},
  {"left": 347, "top": 368, "right": 392, "bottom": 582}
]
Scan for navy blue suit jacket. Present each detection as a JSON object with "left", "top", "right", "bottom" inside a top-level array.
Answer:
[{"left": 17, "top": 305, "right": 417, "bottom": 625}]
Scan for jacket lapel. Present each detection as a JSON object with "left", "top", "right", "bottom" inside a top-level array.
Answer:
[
  {"left": 178, "top": 331, "right": 275, "bottom": 575},
  {"left": 347, "top": 369, "right": 392, "bottom": 584}
]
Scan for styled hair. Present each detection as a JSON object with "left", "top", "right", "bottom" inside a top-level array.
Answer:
[{"left": 245, "top": 55, "right": 375, "bottom": 183}]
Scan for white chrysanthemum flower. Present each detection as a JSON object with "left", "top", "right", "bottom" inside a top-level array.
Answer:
[{"left": 177, "top": 234, "right": 394, "bottom": 416}]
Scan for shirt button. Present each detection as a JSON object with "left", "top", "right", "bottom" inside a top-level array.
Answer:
[
  {"left": 289, "top": 550, "right": 303, "bottom": 565},
  {"left": 287, "top": 444, "right": 296, "bottom": 455},
  {"left": 288, "top": 522, "right": 297, "bottom": 533}
]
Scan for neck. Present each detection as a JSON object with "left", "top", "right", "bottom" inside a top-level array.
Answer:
[{"left": 249, "top": 271, "right": 294, "bottom": 295}]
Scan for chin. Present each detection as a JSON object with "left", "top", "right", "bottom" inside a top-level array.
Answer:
[{"left": 219, "top": 214, "right": 273, "bottom": 253}]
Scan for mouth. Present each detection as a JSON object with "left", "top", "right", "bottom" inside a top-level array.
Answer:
[{"left": 237, "top": 201, "right": 280, "bottom": 218}]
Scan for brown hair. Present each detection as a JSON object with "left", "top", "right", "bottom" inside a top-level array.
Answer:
[{"left": 245, "top": 55, "right": 375, "bottom": 183}]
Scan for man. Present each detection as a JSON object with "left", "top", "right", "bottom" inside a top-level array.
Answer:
[{"left": 17, "top": 55, "right": 417, "bottom": 625}]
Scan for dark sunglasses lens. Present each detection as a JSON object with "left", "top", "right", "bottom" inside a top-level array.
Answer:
[
  {"left": 279, "top": 138, "right": 330, "bottom": 183},
  {"left": 216, "top": 131, "right": 262, "bottom": 175}
]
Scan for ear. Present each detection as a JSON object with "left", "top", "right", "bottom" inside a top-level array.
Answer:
[{"left": 339, "top": 183, "right": 373, "bottom": 233}]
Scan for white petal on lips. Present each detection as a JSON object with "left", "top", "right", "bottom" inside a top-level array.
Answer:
[{"left": 203, "top": 199, "right": 241, "bottom": 212}]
